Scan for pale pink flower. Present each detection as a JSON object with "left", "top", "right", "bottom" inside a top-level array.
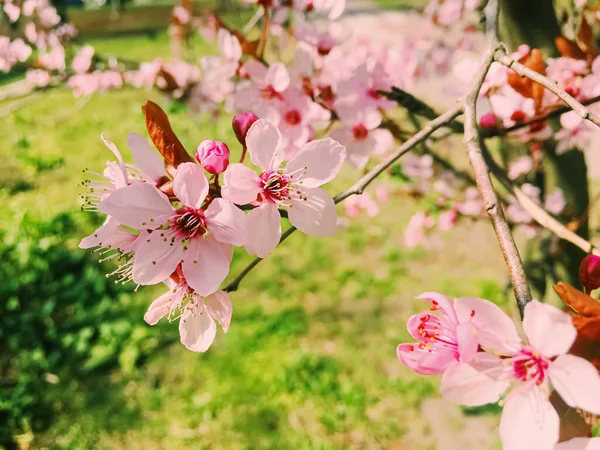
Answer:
[
  {"left": 440, "top": 300, "right": 600, "bottom": 450},
  {"left": 221, "top": 120, "right": 346, "bottom": 258},
  {"left": 68, "top": 73, "right": 100, "bottom": 97},
  {"left": 455, "top": 187, "right": 483, "bottom": 216},
  {"left": 401, "top": 153, "right": 434, "bottom": 179},
  {"left": 4, "top": 1, "right": 21, "bottom": 22},
  {"left": 38, "top": 5, "right": 60, "bottom": 27},
  {"left": 544, "top": 189, "right": 566, "bottom": 215},
  {"left": 172, "top": 5, "right": 190, "bottom": 24},
  {"left": 145, "top": 276, "right": 232, "bottom": 353},
  {"left": 404, "top": 211, "right": 436, "bottom": 248},
  {"left": 294, "top": 22, "right": 347, "bottom": 56},
  {"left": 25, "top": 68, "right": 50, "bottom": 87},
  {"left": 72, "top": 45, "right": 94, "bottom": 74},
  {"left": 438, "top": 209, "right": 458, "bottom": 231},
  {"left": 234, "top": 61, "right": 290, "bottom": 123},
  {"left": 39, "top": 44, "right": 65, "bottom": 71},
  {"left": 98, "top": 70, "right": 123, "bottom": 92},
  {"left": 336, "top": 62, "right": 395, "bottom": 111},
  {"left": 555, "top": 438, "right": 600, "bottom": 450},
  {"left": 581, "top": 56, "right": 600, "bottom": 99},
  {"left": 99, "top": 162, "right": 245, "bottom": 295},
  {"left": 506, "top": 183, "right": 540, "bottom": 224},
  {"left": 397, "top": 292, "right": 491, "bottom": 375},
  {"left": 343, "top": 192, "right": 380, "bottom": 218},
  {"left": 330, "top": 104, "right": 393, "bottom": 169},
  {"left": 508, "top": 155, "right": 533, "bottom": 180},
  {"left": 556, "top": 109, "right": 599, "bottom": 154},
  {"left": 125, "top": 59, "right": 162, "bottom": 89}
]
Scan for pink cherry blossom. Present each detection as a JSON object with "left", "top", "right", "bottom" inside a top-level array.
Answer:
[
  {"left": 234, "top": 61, "right": 290, "bottom": 122},
  {"left": 455, "top": 186, "right": 483, "bottom": 216},
  {"left": 25, "top": 69, "right": 50, "bottom": 87},
  {"left": 72, "top": 45, "right": 94, "bottom": 74},
  {"left": 556, "top": 439, "right": 600, "bottom": 450},
  {"left": 312, "top": 0, "right": 346, "bottom": 20},
  {"left": 508, "top": 155, "right": 533, "bottom": 180},
  {"left": 397, "top": 292, "right": 493, "bottom": 375},
  {"left": 343, "top": 192, "right": 380, "bottom": 218},
  {"left": 145, "top": 275, "right": 232, "bottom": 353},
  {"left": 221, "top": 119, "right": 346, "bottom": 257},
  {"left": 401, "top": 153, "right": 434, "bottom": 179},
  {"left": 3, "top": 1, "right": 20, "bottom": 22},
  {"left": 232, "top": 112, "right": 259, "bottom": 147},
  {"left": 99, "top": 162, "right": 245, "bottom": 295},
  {"left": 330, "top": 104, "right": 393, "bottom": 169},
  {"left": 336, "top": 62, "right": 395, "bottom": 111},
  {"left": 440, "top": 299, "right": 600, "bottom": 450},
  {"left": 39, "top": 44, "right": 65, "bottom": 71},
  {"left": 294, "top": 22, "right": 347, "bottom": 56}
]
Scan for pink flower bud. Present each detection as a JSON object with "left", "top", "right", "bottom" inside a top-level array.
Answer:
[
  {"left": 580, "top": 254, "right": 600, "bottom": 293},
  {"left": 479, "top": 112, "right": 497, "bottom": 128},
  {"left": 195, "top": 140, "right": 230, "bottom": 174},
  {"left": 232, "top": 112, "right": 259, "bottom": 147}
]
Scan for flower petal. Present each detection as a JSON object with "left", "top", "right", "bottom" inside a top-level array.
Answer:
[
  {"left": 206, "top": 290, "right": 232, "bottom": 332},
  {"left": 556, "top": 438, "right": 600, "bottom": 450},
  {"left": 179, "top": 303, "right": 217, "bottom": 352},
  {"left": 221, "top": 163, "right": 261, "bottom": 205},
  {"left": 397, "top": 343, "right": 457, "bottom": 375},
  {"left": 454, "top": 296, "right": 522, "bottom": 353},
  {"left": 127, "top": 132, "right": 165, "bottom": 182},
  {"left": 549, "top": 354, "right": 600, "bottom": 415},
  {"left": 265, "top": 62, "right": 290, "bottom": 92},
  {"left": 181, "top": 236, "right": 230, "bottom": 296},
  {"left": 79, "top": 217, "right": 136, "bottom": 251},
  {"left": 144, "top": 287, "right": 175, "bottom": 325},
  {"left": 523, "top": 299, "right": 577, "bottom": 357},
  {"left": 440, "top": 353, "right": 509, "bottom": 406},
  {"left": 132, "top": 231, "right": 184, "bottom": 285},
  {"left": 173, "top": 162, "right": 209, "bottom": 209},
  {"left": 246, "top": 120, "right": 283, "bottom": 171},
  {"left": 205, "top": 198, "right": 247, "bottom": 246},
  {"left": 288, "top": 187, "right": 337, "bottom": 237},
  {"left": 99, "top": 182, "right": 174, "bottom": 229},
  {"left": 499, "top": 389, "right": 559, "bottom": 450},
  {"left": 245, "top": 202, "right": 281, "bottom": 258},
  {"left": 286, "top": 138, "right": 346, "bottom": 188}
]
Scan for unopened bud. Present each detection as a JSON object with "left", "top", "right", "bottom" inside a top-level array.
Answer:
[
  {"left": 195, "top": 139, "right": 230, "bottom": 174},
  {"left": 232, "top": 112, "right": 259, "bottom": 147}
]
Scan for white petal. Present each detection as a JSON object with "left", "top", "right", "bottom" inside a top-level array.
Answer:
[
  {"left": 246, "top": 120, "right": 283, "bottom": 171},
  {"left": 288, "top": 187, "right": 337, "bottom": 237},
  {"left": 245, "top": 202, "right": 281, "bottom": 258},
  {"left": 549, "top": 354, "right": 600, "bottom": 415},
  {"left": 206, "top": 290, "right": 232, "bottom": 332},
  {"left": 127, "top": 132, "right": 165, "bottom": 182},
  {"left": 179, "top": 303, "right": 217, "bottom": 352},
  {"left": 523, "top": 300, "right": 577, "bottom": 357},
  {"left": 173, "top": 162, "right": 209, "bottom": 209},
  {"left": 286, "top": 138, "right": 346, "bottom": 188},
  {"left": 205, "top": 198, "right": 247, "bottom": 246}
]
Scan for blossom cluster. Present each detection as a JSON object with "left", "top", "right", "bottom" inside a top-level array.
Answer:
[
  {"left": 80, "top": 103, "right": 346, "bottom": 351},
  {"left": 397, "top": 292, "right": 600, "bottom": 450}
]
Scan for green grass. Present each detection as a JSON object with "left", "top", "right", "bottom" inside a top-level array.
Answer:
[{"left": 0, "top": 29, "right": 509, "bottom": 450}]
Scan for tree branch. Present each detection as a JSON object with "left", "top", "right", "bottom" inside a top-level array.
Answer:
[
  {"left": 463, "top": 0, "right": 532, "bottom": 317},
  {"left": 223, "top": 106, "right": 464, "bottom": 292}
]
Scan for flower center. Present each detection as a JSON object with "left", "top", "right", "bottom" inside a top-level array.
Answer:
[
  {"left": 511, "top": 345, "right": 549, "bottom": 385},
  {"left": 352, "top": 124, "right": 369, "bottom": 141},
  {"left": 510, "top": 110, "right": 527, "bottom": 123},
  {"left": 171, "top": 206, "right": 207, "bottom": 240},
  {"left": 416, "top": 314, "right": 457, "bottom": 349},
  {"left": 261, "top": 85, "right": 283, "bottom": 101},
  {"left": 284, "top": 109, "right": 302, "bottom": 126},
  {"left": 260, "top": 171, "right": 291, "bottom": 202},
  {"left": 367, "top": 88, "right": 381, "bottom": 99}
]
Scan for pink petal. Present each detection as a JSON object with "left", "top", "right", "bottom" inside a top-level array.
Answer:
[
  {"left": 454, "top": 296, "right": 522, "bottom": 353},
  {"left": 346, "top": 140, "right": 371, "bottom": 169},
  {"left": 406, "top": 313, "right": 445, "bottom": 341},
  {"left": 206, "top": 290, "right": 232, "bottom": 332},
  {"left": 179, "top": 303, "right": 217, "bottom": 352},
  {"left": 205, "top": 198, "right": 247, "bottom": 246},
  {"left": 99, "top": 182, "right": 174, "bottom": 229},
  {"left": 286, "top": 138, "right": 346, "bottom": 188},
  {"left": 397, "top": 344, "right": 457, "bottom": 375},
  {"left": 362, "top": 108, "right": 382, "bottom": 130},
  {"left": 221, "top": 163, "right": 261, "bottom": 205},
  {"left": 217, "top": 28, "right": 241, "bottom": 61},
  {"left": 101, "top": 133, "right": 128, "bottom": 186},
  {"left": 556, "top": 438, "right": 600, "bottom": 450},
  {"left": 370, "top": 129, "right": 394, "bottom": 155},
  {"left": 144, "top": 287, "right": 174, "bottom": 325},
  {"left": 244, "top": 59, "right": 268, "bottom": 82},
  {"left": 182, "top": 236, "right": 230, "bottom": 296},
  {"left": 415, "top": 292, "right": 459, "bottom": 326},
  {"left": 455, "top": 321, "right": 480, "bottom": 363},
  {"left": 523, "top": 300, "right": 577, "bottom": 357},
  {"left": 127, "top": 132, "right": 165, "bottom": 182},
  {"left": 245, "top": 202, "right": 281, "bottom": 258},
  {"left": 265, "top": 62, "right": 290, "bottom": 92},
  {"left": 173, "top": 162, "right": 209, "bottom": 209},
  {"left": 440, "top": 354, "right": 509, "bottom": 406},
  {"left": 500, "top": 389, "right": 559, "bottom": 450},
  {"left": 246, "top": 120, "right": 283, "bottom": 171},
  {"left": 132, "top": 231, "right": 184, "bottom": 285},
  {"left": 549, "top": 354, "right": 600, "bottom": 415},
  {"left": 79, "top": 217, "right": 136, "bottom": 251},
  {"left": 288, "top": 187, "right": 337, "bottom": 237}
]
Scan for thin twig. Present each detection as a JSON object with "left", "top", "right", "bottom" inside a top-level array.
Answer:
[
  {"left": 481, "top": 147, "right": 600, "bottom": 256},
  {"left": 463, "top": 0, "right": 532, "bottom": 317},
  {"left": 224, "top": 106, "right": 464, "bottom": 292},
  {"left": 495, "top": 49, "right": 600, "bottom": 129}
]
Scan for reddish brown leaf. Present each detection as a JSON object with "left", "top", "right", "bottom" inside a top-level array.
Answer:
[
  {"left": 506, "top": 49, "right": 546, "bottom": 113},
  {"left": 550, "top": 391, "right": 593, "bottom": 441},
  {"left": 570, "top": 315, "right": 600, "bottom": 369},
  {"left": 554, "top": 282, "right": 600, "bottom": 317},
  {"left": 241, "top": 39, "right": 260, "bottom": 58},
  {"left": 578, "top": 17, "right": 599, "bottom": 59},
  {"left": 142, "top": 100, "right": 194, "bottom": 169},
  {"left": 555, "top": 37, "right": 587, "bottom": 60}
]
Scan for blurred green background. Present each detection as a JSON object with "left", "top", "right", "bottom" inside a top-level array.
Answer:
[{"left": 0, "top": 1, "right": 514, "bottom": 449}]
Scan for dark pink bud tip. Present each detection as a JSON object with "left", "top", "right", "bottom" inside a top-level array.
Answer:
[
  {"left": 195, "top": 139, "right": 230, "bottom": 175},
  {"left": 232, "top": 112, "right": 259, "bottom": 147}
]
